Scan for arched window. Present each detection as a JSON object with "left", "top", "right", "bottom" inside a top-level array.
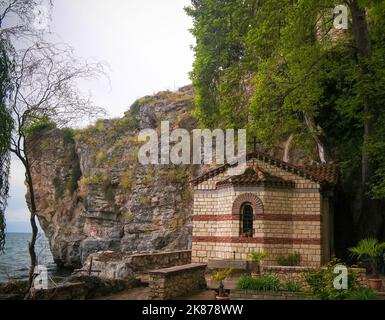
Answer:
[
  {"left": 232, "top": 193, "right": 263, "bottom": 238},
  {"left": 240, "top": 203, "right": 254, "bottom": 237}
]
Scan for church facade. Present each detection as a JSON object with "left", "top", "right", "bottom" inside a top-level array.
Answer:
[{"left": 190, "top": 152, "right": 338, "bottom": 267}]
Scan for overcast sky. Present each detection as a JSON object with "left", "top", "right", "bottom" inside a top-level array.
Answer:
[{"left": 6, "top": 0, "right": 195, "bottom": 231}]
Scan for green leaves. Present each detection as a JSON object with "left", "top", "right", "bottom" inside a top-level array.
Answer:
[
  {"left": 248, "top": 251, "right": 268, "bottom": 263},
  {"left": 0, "top": 38, "right": 13, "bottom": 253},
  {"left": 349, "top": 238, "right": 385, "bottom": 260}
]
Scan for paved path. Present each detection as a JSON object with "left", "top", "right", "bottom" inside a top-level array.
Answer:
[{"left": 96, "top": 286, "right": 217, "bottom": 300}]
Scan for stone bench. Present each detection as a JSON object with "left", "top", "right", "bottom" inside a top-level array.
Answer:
[{"left": 148, "top": 263, "right": 207, "bottom": 300}]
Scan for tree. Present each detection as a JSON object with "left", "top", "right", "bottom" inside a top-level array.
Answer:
[
  {"left": 0, "top": 37, "right": 13, "bottom": 252},
  {"left": 8, "top": 42, "right": 105, "bottom": 290},
  {"left": 186, "top": 0, "right": 385, "bottom": 243},
  {"left": 0, "top": 0, "right": 106, "bottom": 291}
]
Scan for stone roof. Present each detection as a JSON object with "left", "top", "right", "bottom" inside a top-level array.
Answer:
[
  {"left": 216, "top": 168, "right": 295, "bottom": 189},
  {"left": 190, "top": 151, "right": 338, "bottom": 186}
]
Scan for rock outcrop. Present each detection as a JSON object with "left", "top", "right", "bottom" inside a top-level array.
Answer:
[{"left": 28, "top": 86, "right": 197, "bottom": 268}]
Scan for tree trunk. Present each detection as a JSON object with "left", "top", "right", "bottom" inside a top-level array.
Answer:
[
  {"left": 349, "top": 1, "right": 374, "bottom": 232},
  {"left": 25, "top": 165, "right": 38, "bottom": 290},
  {"left": 13, "top": 146, "right": 39, "bottom": 297},
  {"left": 303, "top": 111, "right": 330, "bottom": 163},
  {"left": 283, "top": 134, "right": 294, "bottom": 163}
]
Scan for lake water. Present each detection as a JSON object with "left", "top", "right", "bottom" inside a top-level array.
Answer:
[{"left": 0, "top": 233, "right": 58, "bottom": 283}]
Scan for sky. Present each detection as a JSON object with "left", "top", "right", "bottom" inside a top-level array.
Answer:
[{"left": 6, "top": 0, "right": 195, "bottom": 232}]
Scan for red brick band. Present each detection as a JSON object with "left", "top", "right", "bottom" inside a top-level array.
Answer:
[
  {"left": 193, "top": 214, "right": 320, "bottom": 222},
  {"left": 232, "top": 193, "right": 264, "bottom": 216},
  {"left": 192, "top": 236, "right": 321, "bottom": 245}
]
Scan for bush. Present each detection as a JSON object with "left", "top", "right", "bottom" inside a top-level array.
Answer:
[
  {"left": 248, "top": 251, "right": 268, "bottom": 263},
  {"left": 237, "top": 274, "right": 281, "bottom": 291},
  {"left": 346, "top": 288, "right": 379, "bottom": 300},
  {"left": 120, "top": 169, "right": 133, "bottom": 191},
  {"left": 282, "top": 280, "right": 303, "bottom": 292},
  {"left": 66, "top": 158, "right": 81, "bottom": 194},
  {"left": 276, "top": 252, "right": 301, "bottom": 266},
  {"left": 96, "top": 151, "right": 106, "bottom": 166},
  {"left": 304, "top": 259, "right": 361, "bottom": 300},
  {"left": 24, "top": 117, "right": 56, "bottom": 139},
  {"left": 349, "top": 238, "right": 385, "bottom": 276},
  {"left": 62, "top": 128, "right": 75, "bottom": 144}
]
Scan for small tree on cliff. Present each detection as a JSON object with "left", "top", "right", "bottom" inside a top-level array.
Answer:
[
  {"left": 8, "top": 42, "right": 105, "bottom": 288},
  {"left": 1, "top": 0, "right": 106, "bottom": 290}
]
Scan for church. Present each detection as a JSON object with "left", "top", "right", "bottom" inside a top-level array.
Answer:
[{"left": 190, "top": 151, "right": 338, "bottom": 267}]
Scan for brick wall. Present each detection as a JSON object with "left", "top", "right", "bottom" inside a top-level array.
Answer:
[{"left": 191, "top": 158, "right": 329, "bottom": 267}]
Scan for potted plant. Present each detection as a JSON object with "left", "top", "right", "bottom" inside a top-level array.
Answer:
[
  {"left": 248, "top": 251, "right": 268, "bottom": 276},
  {"left": 350, "top": 238, "right": 385, "bottom": 290},
  {"left": 211, "top": 268, "right": 233, "bottom": 300}
]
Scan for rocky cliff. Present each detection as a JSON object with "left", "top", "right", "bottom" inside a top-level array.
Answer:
[{"left": 28, "top": 86, "right": 198, "bottom": 268}]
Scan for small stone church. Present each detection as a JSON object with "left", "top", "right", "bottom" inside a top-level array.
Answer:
[{"left": 190, "top": 151, "right": 338, "bottom": 267}]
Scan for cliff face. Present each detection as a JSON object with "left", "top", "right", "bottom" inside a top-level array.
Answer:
[{"left": 28, "top": 86, "right": 197, "bottom": 268}]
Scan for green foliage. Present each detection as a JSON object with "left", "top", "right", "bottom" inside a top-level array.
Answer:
[
  {"left": 237, "top": 274, "right": 303, "bottom": 292},
  {"left": 282, "top": 280, "right": 303, "bottom": 292},
  {"left": 62, "top": 128, "right": 75, "bottom": 144},
  {"left": 23, "top": 116, "right": 56, "bottom": 139},
  {"left": 346, "top": 287, "right": 379, "bottom": 300},
  {"left": 140, "top": 195, "right": 152, "bottom": 206},
  {"left": 96, "top": 151, "right": 106, "bottom": 167},
  {"left": 276, "top": 252, "right": 301, "bottom": 266},
  {"left": 66, "top": 159, "right": 81, "bottom": 195},
  {"left": 349, "top": 238, "right": 385, "bottom": 275},
  {"left": 0, "top": 39, "right": 13, "bottom": 252},
  {"left": 186, "top": 0, "right": 385, "bottom": 204},
  {"left": 304, "top": 259, "right": 361, "bottom": 300},
  {"left": 248, "top": 251, "right": 268, "bottom": 263},
  {"left": 212, "top": 268, "right": 233, "bottom": 282},
  {"left": 236, "top": 274, "right": 281, "bottom": 291},
  {"left": 120, "top": 169, "right": 133, "bottom": 191}
]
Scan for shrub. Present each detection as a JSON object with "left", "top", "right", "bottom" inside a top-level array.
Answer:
[
  {"left": 24, "top": 117, "right": 56, "bottom": 139},
  {"left": 282, "top": 280, "right": 303, "bottom": 292},
  {"left": 349, "top": 238, "right": 385, "bottom": 276},
  {"left": 276, "top": 252, "right": 301, "bottom": 266},
  {"left": 96, "top": 151, "right": 106, "bottom": 166},
  {"left": 62, "top": 128, "right": 75, "bottom": 144},
  {"left": 140, "top": 195, "right": 152, "bottom": 206},
  {"left": 212, "top": 268, "right": 233, "bottom": 283},
  {"left": 248, "top": 251, "right": 268, "bottom": 263},
  {"left": 212, "top": 268, "right": 233, "bottom": 297},
  {"left": 120, "top": 169, "right": 133, "bottom": 191},
  {"left": 237, "top": 274, "right": 281, "bottom": 291},
  {"left": 346, "top": 287, "right": 379, "bottom": 300},
  {"left": 304, "top": 259, "right": 361, "bottom": 300},
  {"left": 66, "top": 159, "right": 81, "bottom": 194}
]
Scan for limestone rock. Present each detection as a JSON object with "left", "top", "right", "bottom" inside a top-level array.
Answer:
[{"left": 27, "top": 86, "right": 197, "bottom": 268}]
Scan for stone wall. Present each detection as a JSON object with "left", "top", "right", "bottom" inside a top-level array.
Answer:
[
  {"left": 129, "top": 250, "right": 192, "bottom": 271},
  {"left": 230, "top": 289, "right": 310, "bottom": 300},
  {"left": 261, "top": 266, "right": 315, "bottom": 286},
  {"left": 192, "top": 158, "right": 328, "bottom": 267},
  {"left": 81, "top": 250, "right": 192, "bottom": 280},
  {"left": 148, "top": 263, "right": 207, "bottom": 300}
]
